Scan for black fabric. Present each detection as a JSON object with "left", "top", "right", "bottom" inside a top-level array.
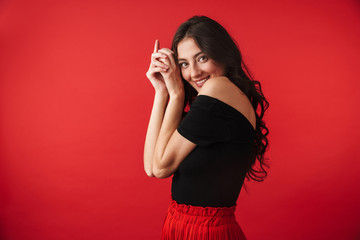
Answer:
[{"left": 172, "top": 95, "right": 255, "bottom": 207}]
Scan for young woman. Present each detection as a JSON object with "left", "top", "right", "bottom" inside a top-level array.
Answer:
[{"left": 144, "top": 16, "right": 269, "bottom": 240}]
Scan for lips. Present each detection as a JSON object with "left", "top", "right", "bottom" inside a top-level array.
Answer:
[{"left": 194, "top": 76, "right": 210, "bottom": 88}]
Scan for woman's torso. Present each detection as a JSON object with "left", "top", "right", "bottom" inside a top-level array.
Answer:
[{"left": 172, "top": 78, "right": 256, "bottom": 207}]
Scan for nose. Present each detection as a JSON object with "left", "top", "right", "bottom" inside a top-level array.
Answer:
[{"left": 190, "top": 62, "right": 202, "bottom": 80}]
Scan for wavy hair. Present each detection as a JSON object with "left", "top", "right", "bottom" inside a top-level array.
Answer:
[{"left": 171, "top": 16, "right": 270, "bottom": 182}]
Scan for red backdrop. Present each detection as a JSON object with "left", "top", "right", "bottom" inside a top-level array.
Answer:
[{"left": 1, "top": 0, "right": 359, "bottom": 239}]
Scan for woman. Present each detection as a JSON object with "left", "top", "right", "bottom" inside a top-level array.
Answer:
[{"left": 144, "top": 16, "right": 269, "bottom": 240}]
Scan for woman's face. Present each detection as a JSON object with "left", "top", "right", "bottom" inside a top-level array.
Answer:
[{"left": 177, "top": 37, "right": 225, "bottom": 92}]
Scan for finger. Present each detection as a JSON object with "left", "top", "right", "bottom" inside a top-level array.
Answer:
[
  {"left": 151, "top": 66, "right": 168, "bottom": 73},
  {"left": 157, "top": 56, "right": 171, "bottom": 66},
  {"left": 158, "top": 58, "right": 168, "bottom": 65},
  {"left": 158, "top": 49, "right": 175, "bottom": 66},
  {"left": 153, "top": 40, "right": 159, "bottom": 53},
  {"left": 152, "top": 59, "right": 169, "bottom": 69},
  {"left": 152, "top": 52, "right": 167, "bottom": 60},
  {"left": 164, "top": 48, "right": 174, "bottom": 54},
  {"left": 158, "top": 48, "right": 174, "bottom": 55},
  {"left": 151, "top": 52, "right": 168, "bottom": 67}
]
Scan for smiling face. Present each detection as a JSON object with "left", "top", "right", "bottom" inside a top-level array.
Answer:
[{"left": 177, "top": 37, "right": 225, "bottom": 92}]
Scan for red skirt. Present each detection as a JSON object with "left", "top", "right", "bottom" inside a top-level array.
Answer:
[{"left": 161, "top": 199, "right": 247, "bottom": 240}]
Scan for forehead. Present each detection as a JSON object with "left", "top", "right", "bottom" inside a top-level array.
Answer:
[{"left": 177, "top": 37, "right": 202, "bottom": 60}]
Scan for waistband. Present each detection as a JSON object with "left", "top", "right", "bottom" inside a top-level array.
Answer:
[{"left": 169, "top": 199, "right": 236, "bottom": 217}]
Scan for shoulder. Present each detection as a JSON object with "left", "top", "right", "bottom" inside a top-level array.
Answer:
[
  {"left": 198, "top": 76, "right": 233, "bottom": 97},
  {"left": 198, "top": 76, "right": 240, "bottom": 100},
  {"left": 198, "top": 76, "right": 256, "bottom": 129}
]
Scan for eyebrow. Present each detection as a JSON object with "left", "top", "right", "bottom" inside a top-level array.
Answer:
[{"left": 178, "top": 51, "right": 203, "bottom": 62}]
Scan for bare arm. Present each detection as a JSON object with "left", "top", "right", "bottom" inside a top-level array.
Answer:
[
  {"left": 144, "top": 92, "right": 195, "bottom": 179},
  {"left": 143, "top": 40, "right": 169, "bottom": 177},
  {"left": 151, "top": 48, "right": 197, "bottom": 178},
  {"left": 144, "top": 41, "right": 196, "bottom": 178},
  {"left": 143, "top": 92, "right": 168, "bottom": 177},
  {"left": 152, "top": 93, "right": 186, "bottom": 178}
]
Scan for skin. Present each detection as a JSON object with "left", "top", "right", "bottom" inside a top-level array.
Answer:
[
  {"left": 177, "top": 37, "right": 225, "bottom": 91},
  {"left": 144, "top": 38, "right": 256, "bottom": 179}
]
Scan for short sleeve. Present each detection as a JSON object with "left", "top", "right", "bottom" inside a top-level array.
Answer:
[{"left": 177, "top": 96, "right": 231, "bottom": 147}]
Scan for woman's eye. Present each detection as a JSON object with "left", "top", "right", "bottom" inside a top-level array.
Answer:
[
  {"left": 180, "top": 62, "right": 188, "bottom": 68},
  {"left": 198, "top": 56, "right": 208, "bottom": 62}
]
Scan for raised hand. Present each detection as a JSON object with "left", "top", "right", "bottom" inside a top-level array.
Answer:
[
  {"left": 146, "top": 40, "right": 169, "bottom": 94},
  {"left": 157, "top": 48, "right": 184, "bottom": 97}
]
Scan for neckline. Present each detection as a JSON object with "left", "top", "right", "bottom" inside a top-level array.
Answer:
[{"left": 196, "top": 95, "right": 256, "bottom": 132}]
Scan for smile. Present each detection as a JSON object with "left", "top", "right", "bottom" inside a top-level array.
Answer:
[{"left": 194, "top": 76, "right": 210, "bottom": 88}]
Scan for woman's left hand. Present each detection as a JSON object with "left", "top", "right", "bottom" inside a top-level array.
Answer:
[{"left": 157, "top": 48, "right": 184, "bottom": 97}]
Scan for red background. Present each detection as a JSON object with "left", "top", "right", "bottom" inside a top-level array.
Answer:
[{"left": 1, "top": 0, "right": 360, "bottom": 239}]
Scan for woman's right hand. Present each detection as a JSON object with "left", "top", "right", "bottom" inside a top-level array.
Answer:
[{"left": 146, "top": 40, "right": 169, "bottom": 94}]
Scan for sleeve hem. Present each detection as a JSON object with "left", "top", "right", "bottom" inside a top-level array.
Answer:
[{"left": 177, "top": 126, "right": 200, "bottom": 145}]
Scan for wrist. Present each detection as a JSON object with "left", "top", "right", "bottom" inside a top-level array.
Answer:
[
  {"left": 168, "top": 78, "right": 184, "bottom": 99},
  {"left": 168, "top": 89, "right": 185, "bottom": 101},
  {"left": 155, "top": 89, "right": 169, "bottom": 97}
]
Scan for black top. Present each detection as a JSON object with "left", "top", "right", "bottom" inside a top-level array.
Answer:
[{"left": 171, "top": 95, "right": 255, "bottom": 207}]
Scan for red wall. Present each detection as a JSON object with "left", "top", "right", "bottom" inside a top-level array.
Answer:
[{"left": 1, "top": 0, "right": 359, "bottom": 239}]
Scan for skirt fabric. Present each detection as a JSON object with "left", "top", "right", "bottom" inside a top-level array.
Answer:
[{"left": 161, "top": 199, "right": 247, "bottom": 240}]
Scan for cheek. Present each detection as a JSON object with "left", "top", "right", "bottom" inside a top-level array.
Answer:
[
  {"left": 202, "top": 63, "right": 215, "bottom": 73},
  {"left": 207, "top": 61, "right": 224, "bottom": 75},
  {"left": 181, "top": 69, "right": 190, "bottom": 82}
]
